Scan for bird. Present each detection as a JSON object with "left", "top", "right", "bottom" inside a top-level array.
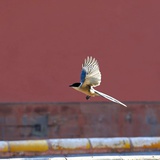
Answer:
[{"left": 69, "top": 56, "right": 127, "bottom": 107}]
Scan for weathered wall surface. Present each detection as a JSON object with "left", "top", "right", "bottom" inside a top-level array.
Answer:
[
  {"left": 0, "top": 1, "right": 160, "bottom": 102},
  {"left": 0, "top": 102, "right": 160, "bottom": 140}
]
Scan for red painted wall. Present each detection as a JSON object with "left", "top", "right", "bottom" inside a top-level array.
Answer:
[
  {"left": 0, "top": 1, "right": 160, "bottom": 102},
  {"left": 0, "top": 102, "right": 160, "bottom": 140}
]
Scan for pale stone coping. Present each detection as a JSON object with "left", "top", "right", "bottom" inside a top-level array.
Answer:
[{"left": 0, "top": 137, "right": 160, "bottom": 152}]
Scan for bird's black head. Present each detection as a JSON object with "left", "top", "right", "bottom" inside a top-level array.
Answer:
[{"left": 69, "top": 83, "right": 81, "bottom": 87}]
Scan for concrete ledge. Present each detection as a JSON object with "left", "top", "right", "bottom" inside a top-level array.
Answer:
[
  {"left": 0, "top": 137, "right": 160, "bottom": 157},
  {"left": 2, "top": 155, "right": 160, "bottom": 160}
]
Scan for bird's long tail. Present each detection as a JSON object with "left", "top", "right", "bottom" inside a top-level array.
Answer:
[{"left": 93, "top": 89, "right": 127, "bottom": 107}]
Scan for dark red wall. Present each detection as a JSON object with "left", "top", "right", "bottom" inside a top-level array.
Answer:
[
  {"left": 0, "top": 102, "right": 160, "bottom": 140},
  {"left": 0, "top": 1, "right": 160, "bottom": 102}
]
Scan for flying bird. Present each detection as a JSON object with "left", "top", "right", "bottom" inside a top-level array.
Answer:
[{"left": 69, "top": 56, "right": 127, "bottom": 107}]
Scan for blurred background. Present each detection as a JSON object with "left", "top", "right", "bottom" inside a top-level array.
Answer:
[{"left": 0, "top": 1, "right": 160, "bottom": 140}]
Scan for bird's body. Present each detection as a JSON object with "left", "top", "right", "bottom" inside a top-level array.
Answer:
[
  {"left": 71, "top": 84, "right": 98, "bottom": 97},
  {"left": 69, "top": 56, "right": 127, "bottom": 107}
]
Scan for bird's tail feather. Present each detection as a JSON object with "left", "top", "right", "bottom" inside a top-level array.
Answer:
[{"left": 93, "top": 89, "right": 127, "bottom": 107}]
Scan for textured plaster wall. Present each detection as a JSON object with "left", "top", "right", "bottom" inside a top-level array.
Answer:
[{"left": 0, "top": 102, "right": 160, "bottom": 140}]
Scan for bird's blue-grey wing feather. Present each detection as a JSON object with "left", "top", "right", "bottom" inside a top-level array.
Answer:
[
  {"left": 80, "top": 56, "right": 101, "bottom": 87},
  {"left": 80, "top": 69, "right": 87, "bottom": 84}
]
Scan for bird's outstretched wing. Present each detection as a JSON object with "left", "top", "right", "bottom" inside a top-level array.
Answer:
[{"left": 80, "top": 56, "right": 101, "bottom": 87}]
